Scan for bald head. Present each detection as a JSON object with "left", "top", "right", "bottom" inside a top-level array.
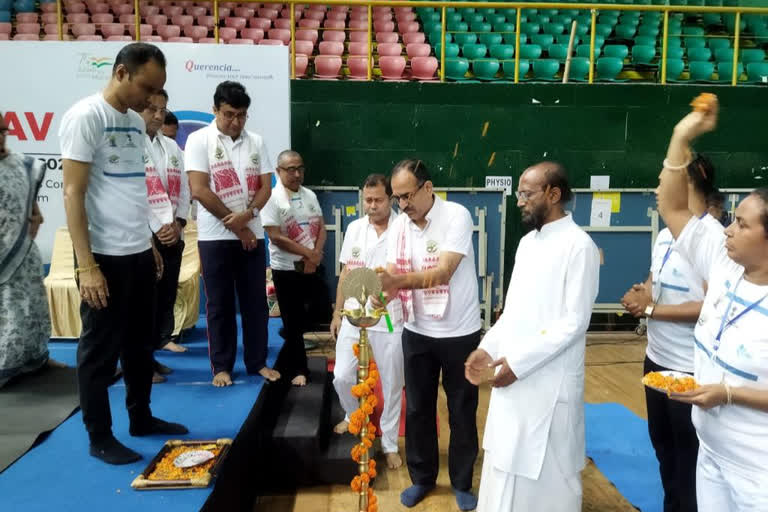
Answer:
[
  {"left": 521, "top": 161, "right": 572, "bottom": 205},
  {"left": 277, "top": 149, "right": 302, "bottom": 168}
]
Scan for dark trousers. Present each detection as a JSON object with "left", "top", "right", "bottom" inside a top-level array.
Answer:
[
  {"left": 153, "top": 236, "right": 184, "bottom": 348},
  {"left": 77, "top": 250, "right": 155, "bottom": 436},
  {"left": 198, "top": 239, "right": 268, "bottom": 375},
  {"left": 402, "top": 328, "right": 480, "bottom": 491},
  {"left": 271, "top": 268, "right": 331, "bottom": 379},
  {"left": 644, "top": 356, "right": 699, "bottom": 512}
]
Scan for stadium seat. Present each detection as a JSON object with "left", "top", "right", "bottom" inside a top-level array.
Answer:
[
  {"left": 707, "top": 38, "right": 730, "bottom": 51},
  {"left": 462, "top": 43, "right": 487, "bottom": 59},
  {"left": 453, "top": 33, "right": 478, "bottom": 46},
  {"left": 347, "top": 55, "right": 369, "bottom": 79},
  {"left": 502, "top": 58, "right": 529, "bottom": 80},
  {"left": 71, "top": 23, "right": 95, "bottom": 36},
  {"left": 377, "top": 42, "right": 402, "bottom": 56},
  {"left": 434, "top": 42, "right": 460, "bottom": 59},
  {"left": 402, "top": 32, "right": 425, "bottom": 45},
  {"left": 568, "top": 56, "right": 590, "bottom": 81},
  {"left": 15, "top": 12, "right": 37, "bottom": 23},
  {"left": 349, "top": 32, "right": 368, "bottom": 43},
  {"left": 406, "top": 42, "right": 431, "bottom": 58},
  {"left": 167, "top": 36, "right": 193, "bottom": 42},
  {"left": 531, "top": 33, "right": 554, "bottom": 47},
  {"left": 634, "top": 35, "right": 656, "bottom": 47},
  {"left": 687, "top": 47, "right": 712, "bottom": 61},
  {"left": 614, "top": 24, "right": 636, "bottom": 39},
  {"left": 576, "top": 44, "right": 602, "bottom": 58},
  {"left": 319, "top": 40, "right": 343, "bottom": 56},
  {"left": 746, "top": 61, "right": 768, "bottom": 82},
  {"left": 667, "top": 47, "right": 685, "bottom": 60},
  {"left": 101, "top": 22, "right": 124, "bottom": 37},
  {"left": 533, "top": 58, "right": 559, "bottom": 80},
  {"left": 314, "top": 55, "right": 342, "bottom": 78},
  {"left": 664, "top": 58, "right": 685, "bottom": 80},
  {"left": 219, "top": 27, "right": 237, "bottom": 42},
  {"left": 716, "top": 60, "right": 743, "bottom": 81},
  {"left": 323, "top": 19, "right": 345, "bottom": 30},
  {"left": 258, "top": 38, "right": 283, "bottom": 45},
  {"left": 445, "top": 57, "right": 469, "bottom": 80},
  {"left": 520, "top": 44, "right": 542, "bottom": 59},
  {"left": 234, "top": 7, "right": 255, "bottom": 19},
  {"left": 225, "top": 16, "right": 246, "bottom": 30},
  {"left": 604, "top": 44, "right": 629, "bottom": 60},
  {"left": 596, "top": 56, "right": 623, "bottom": 80},
  {"left": 631, "top": 44, "right": 656, "bottom": 64},
  {"left": 156, "top": 24, "right": 180, "bottom": 39},
  {"left": 375, "top": 31, "right": 398, "bottom": 44},
  {"left": 374, "top": 20, "right": 394, "bottom": 32},
  {"left": 714, "top": 47, "right": 735, "bottom": 62},
  {"left": 689, "top": 60, "right": 714, "bottom": 80},
  {"left": 182, "top": 24, "right": 207, "bottom": 40},
  {"left": 556, "top": 33, "right": 580, "bottom": 46},
  {"left": 479, "top": 33, "right": 503, "bottom": 46},
  {"left": 76, "top": 34, "right": 102, "bottom": 40},
  {"left": 379, "top": 55, "right": 406, "bottom": 79},
  {"left": 684, "top": 37, "right": 706, "bottom": 49},
  {"left": 92, "top": 13, "right": 115, "bottom": 24},
  {"left": 105, "top": 34, "right": 130, "bottom": 41},
  {"left": 268, "top": 28, "right": 290, "bottom": 44},
  {"left": 742, "top": 48, "right": 765, "bottom": 64},
  {"left": 66, "top": 13, "right": 88, "bottom": 24},
  {"left": 295, "top": 29, "right": 318, "bottom": 45},
  {"left": 410, "top": 56, "right": 438, "bottom": 79},
  {"left": 249, "top": 17, "right": 271, "bottom": 31},
  {"left": 273, "top": 18, "right": 290, "bottom": 29},
  {"left": 170, "top": 14, "right": 193, "bottom": 26},
  {"left": 13, "top": 33, "right": 38, "bottom": 40},
  {"left": 473, "top": 58, "right": 500, "bottom": 80},
  {"left": 489, "top": 43, "right": 514, "bottom": 60},
  {"left": 241, "top": 28, "right": 264, "bottom": 44}
]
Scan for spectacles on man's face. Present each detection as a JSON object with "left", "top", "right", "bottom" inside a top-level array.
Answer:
[
  {"left": 218, "top": 110, "right": 248, "bottom": 122},
  {"left": 279, "top": 165, "right": 305, "bottom": 174},
  {"left": 515, "top": 187, "right": 548, "bottom": 202},
  {"left": 145, "top": 104, "right": 168, "bottom": 116},
  {"left": 392, "top": 181, "right": 425, "bottom": 204}
]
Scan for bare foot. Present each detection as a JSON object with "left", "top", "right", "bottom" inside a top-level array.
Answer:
[
  {"left": 162, "top": 341, "right": 187, "bottom": 353},
  {"left": 212, "top": 371, "right": 233, "bottom": 387},
  {"left": 333, "top": 420, "right": 349, "bottom": 434},
  {"left": 258, "top": 367, "right": 281, "bottom": 382},
  {"left": 291, "top": 375, "right": 307, "bottom": 387},
  {"left": 152, "top": 372, "right": 167, "bottom": 384},
  {"left": 46, "top": 359, "right": 68, "bottom": 369},
  {"left": 385, "top": 452, "right": 403, "bottom": 470}
]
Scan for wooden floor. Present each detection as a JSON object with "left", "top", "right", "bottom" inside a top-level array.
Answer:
[{"left": 254, "top": 333, "right": 649, "bottom": 512}]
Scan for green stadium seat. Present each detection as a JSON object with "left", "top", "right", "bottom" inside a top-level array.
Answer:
[
  {"left": 715, "top": 47, "right": 735, "bottom": 62},
  {"left": 445, "top": 58, "right": 470, "bottom": 80},
  {"left": 596, "top": 56, "right": 624, "bottom": 80},
  {"left": 500, "top": 9, "right": 518, "bottom": 19},
  {"left": 667, "top": 47, "right": 685, "bottom": 59},
  {"left": 447, "top": 21, "right": 469, "bottom": 32},
  {"left": 459, "top": 8, "right": 476, "bottom": 16},
  {"left": 746, "top": 61, "right": 768, "bottom": 82},
  {"left": 702, "top": 13, "right": 722, "bottom": 26},
  {"left": 593, "top": 24, "right": 613, "bottom": 38},
  {"left": 541, "top": 9, "right": 559, "bottom": 17},
  {"left": 454, "top": 32, "right": 479, "bottom": 46},
  {"left": 614, "top": 24, "right": 637, "bottom": 39},
  {"left": 548, "top": 43, "right": 570, "bottom": 60},
  {"left": 466, "top": 14, "right": 485, "bottom": 25},
  {"left": 665, "top": 58, "right": 685, "bottom": 80},
  {"left": 683, "top": 26, "right": 705, "bottom": 36},
  {"left": 717, "top": 60, "right": 744, "bottom": 80},
  {"left": 638, "top": 25, "right": 660, "bottom": 37},
  {"left": 619, "top": 16, "right": 641, "bottom": 28},
  {"left": 531, "top": 14, "right": 551, "bottom": 24},
  {"left": 473, "top": 58, "right": 500, "bottom": 80},
  {"left": 553, "top": 14, "right": 573, "bottom": 25},
  {"left": 428, "top": 30, "right": 453, "bottom": 44},
  {"left": 684, "top": 37, "right": 706, "bottom": 49},
  {"left": 531, "top": 33, "right": 554, "bottom": 47},
  {"left": 520, "top": 22, "right": 540, "bottom": 34},
  {"left": 576, "top": 15, "right": 591, "bottom": 27},
  {"left": 435, "top": 42, "right": 460, "bottom": 59},
  {"left": 494, "top": 22, "right": 516, "bottom": 34},
  {"left": 598, "top": 15, "right": 619, "bottom": 27},
  {"left": 667, "top": 37, "right": 683, "bottom": 48},
  {"left": 604, "top": 44, "right": 629, "bottom": 59},
  {"left": 488, "top": 14, "right": 506, "bottom": 26},
  {"left": 462, "top": 43, "right": 488, "bottom": 59},
  {"left": 689, "top": 60, "right": 715, "bottom": 80},
  {"left": 479, "top": 33, "right": 503, "bottom": 46},
  {"left": 543, "top": 22, "right": 565, "bottom": 35},
  {"left": 533, "top": 58, "right": 560, "bottom": 80},
  {"left": 631, "top": 44, "right": 656, "bottom": 64},
  {"left": 556, "top": 33, "right": 581, "bottom": 46},
  {"left": 568, "top": 57, "right": 590, "bottom": 81},
  {"left": 504, "top": 32, "right": 527, "bottom": 44},
  {"left": 705, "top": 0, "right": 723, "bottom": 5},
  {"left": 422, "top": 12, "right": 441, "bottom": 23},
  {"left": 687, "top": 47, "right": 712, "bottom": 61},
  {"left": 502, "top": 58, "right": 530, "bottom": 79},
  {"left": 472, "top": 22, "right": 492, "bottom": 33},
  {"left": 423, "top": 21, "right": 441, "bottom": 34},
  {"left": 634, "top": 35, "right": 656, "bottom": 47},
  {"left": 520, "top": 44, "right": 543, "bottom": 59},
  {"left": 477, "top": 8, "right": 496, "bottom": 17},
  {"left": 576, "top": 44, "right": 602, "bottom": 58},
  {"left": 742, "top": 49, "right": 766, "bottom": 64},
  {"left": 446, "top": 13, "right": 463, "bottom": 24},
  {"left": 489, "top": 43, "right": 515, "bottom": 60}
]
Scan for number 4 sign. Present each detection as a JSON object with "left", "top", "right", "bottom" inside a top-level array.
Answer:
[{"left": 590, "top": 199, "right": 612, "bottom": 227}]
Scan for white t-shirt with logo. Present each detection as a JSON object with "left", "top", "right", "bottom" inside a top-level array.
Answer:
[
  {"left": 386, "top": 196, "right": 482, "bottom": 338},
  {"left": 339, "top": 211, "right": 403, "bottom": 332},
  {"left": 261, "top": 185, "right": 323, "bottom": 271},
  {"left": 58, "top": 93, "right": 151, "bottom": 256},
  {"left": 184, "top": 124, "right": 273, "bottom": 241}
]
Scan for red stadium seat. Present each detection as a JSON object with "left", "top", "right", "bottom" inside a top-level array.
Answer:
[
  {"left": 322, "top": 30, "right": 345, "bottom": 42},
  {"left": 375, "top": 32, "right": 398, "bottom": 44},
  {"left": 127, "top": 23, "right": 153, "bottom": 38},
  {"left": 377, "top": 42, "right": 402, "bottom": 56},
  {"left": 183, "top": 25, "right": 207, "bottom": 40},
  {"left": 323, "top": 19, "right": 344, "bottom": 30},
  {"left": 379, "top": 55, "right": 406, "bottom": 79},
  {"left": 16, "top": 13, "right": 38, "bottom": 23},
  {"left": 295, "top": 28, "right": 318, "bottom": 45},
  {"left": 100, "top": 23, "right": 125, "bottom": 37},
  {"left": 76, "top": 34, "right": 102, "bottom": 40},
  {"left": 318, "top": 40, "right": 343, "bottom": 55},
  {"left": 66, "top": 13, "right": 89, "bottom": 23},
  {"left": 406, "top": 43, "right": 431, "bottom": 58},
  {"left": 299, "top": 18, "right": 321, "bottom": 29},
  {"left": 410, "top": 56, "right": 439, "bottom": 79},
  {"left": 13, "top": 33, "right": 40, "bottom": 40},
  {"left": 156, "top": 24, "right": 180, "bottom": 39},
  {"left": 273, "top": 18, "right": 290, "bottom": 29},
  {"left": 170, "top": 14, "right": 193, "bottom": 26},
  {"left": 294, "top": 54, "right": 309, "bottom": 77},
  {"left": 314, "top": 55, "right": 342, "bottom": 78},
  {"left": 91, "top": 13, "right": 115, "bottom": 24},
  {"left": 249, "top": 17, "right": 271, "bottom": 31},
  {"left": 348, "top": 41, "right": 369, "bottom": 55},
  {"left": 106, "top": 35, "right": 131, "bottom": 41},
  {"left": 167, "top": 36, "right": 193, "bottom": 42},
  {"left": 229, "top": 38, "right": 253, "bottom": 44},
  {"left": 402, "top": 32, "right": 425, "bottom": 45},
  {"left": 219, "top": 26, "right": 237, "bottom": 42},
  {"left": 240, "top": 27, "right": 264, "bottom": 43},
  {"left": 347, "top": 55, "right": 370, "bottom": 79},
  {"left": 268, "top": 28, "right": 290, "bottom": 44},
  {"left": 225, "top": 16, "right": 246, "bottom": 30},
  {"left": 294, "top": 39, "right": 313, "bottom": 55}
]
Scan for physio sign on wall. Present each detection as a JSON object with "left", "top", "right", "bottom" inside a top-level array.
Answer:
[{"left": 0, "top": 41, "right": 289, "bottom": 263}]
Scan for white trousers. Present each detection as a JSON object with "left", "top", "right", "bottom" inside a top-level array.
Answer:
[
  {"left": 332, "top": 322, "right": 404, "bottom": 453},
  {"left": 477, "top": 414, "right": 582, "bottom": 512},
  {"left": 697, "top": 443, "right": 768, "bottom": 512}
]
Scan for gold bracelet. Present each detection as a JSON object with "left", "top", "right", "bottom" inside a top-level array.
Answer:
[
  {"left": 662, "top": 158, "right": 691, "bottom": 171},
  {"left": 75, "top": 263, "right": 100, "bottom": 275}
]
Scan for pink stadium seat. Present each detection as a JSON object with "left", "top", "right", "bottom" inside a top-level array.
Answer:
[
  {"left": 89, "top": 4, "right": 110, "bottom": 14},
  {"left": 249, "top": 17, "right": 271, "bottom": 31},
  {"left": 177, "top": 0, "right": 193, "bottom": 7},
  {"left": 348, "top": 41, "right": 369, "bottom": 55},
  {"left": 299, "top": 18, "right": 321, "bottom": 29},
  {"left": 43, "top": 33, "right": 72, "bottom": 40},
  {"left": 402, "top": 32, "right": 425, "bottom": 45},
  {"left": 273, "top": 18, "right": 290, "bottom": 29},
  {"left": 183, "top": 24, "right": 207, "bottom": 40},
  {"left": 112, "top": 4, "right": 133, "bottom": 15},
  {"left": 374, "top": 20, "right": 394, "bottom": 32},
  {"left": 146, "top": 14, "right": 167, "bottom": 27},
  {"left": 217, "top": 8, "right": 231, "bottom": 19},
  {"left": 225, "top": 16, "right": 246, "bottom": 30},
  {"left": 156, "top": 24, "right": 180, "bottom": 39},
  {"left": 66, "top": 13, "right": 89, "bottom": 23},
  {"left": 41, "top": 3, "right": 57, "bottom": 12},
  {"left": 171, "top": 14, "right": 193, "bottom": 26},
  {"left": 234, "top": 7, "right": 254, "bottom": 18},
  {"left": 399, "top": 21, "right": 419, "bottom": 33},
  {"left": 0, "top": 33, "right": 8, "bottom": 40},
  {"left": 196, "top": 15, "right": 214, "bottom": 28},
  {"left": 219, "top": 2, "right": 236, "bottom": 8},
  {"left": 322, "top": 30, "right": 345, "bottom": 42},
  {"left": 198, "top": 37, "right": 217, "bottom": 43},
  {"left": 65, "top": 3, "right": 87, "bottom": 14},
  {"left": 258, "top": 38, "right": 283, "bottom": 45},
  {"left": 167, "top": 36, "right": 193, "bottom": 42},
  {"left": 268, "top": 28, "right": 290, "bottom": 44},
  {"left": 0, "top": 22, "right": 10, "bottom": 34},
  {"left": 258, "top": 8, "right": 278, "bottom": 20},
  {"left": 373, "top": 6, "right": 391, "bottom": 15},
  {"left": 101, "top": 22, "right": 124, "bottom": 36},
  {"left": 326, "top": 11, "right": 345, "bottom": 21},
  {"left": 229, "top": 38, "right": 253, "bottom": 44},
  {"left": 347, "top": 55, "right": 369, "bottom": 79},
  {"left": 314, "top": 55, "right": 341, "bottom": 77},
  {"left": 41, "top": 13, "right": 59, "bottom": 24},
  {"left": 323, "top": 19, "right": 344, "bottom": 30},
  {"left": 379, "top": 55, "right": 406, "bottom": 79},
  {"left": 240, "top": 27, "right": 263, "bottom": 43},
  {"left": 396, "top": 12, "right": 417, "bottom": 23},
  {"left": 349, "top": 12, "right": 368, "bottom": 22},
  {"left": 295, "top": 28, "right": 318, "bottom": 44},
  {"left": 162, "top": 5, "right": 183, "bottom": 17},
  {"left": 139, "top": 5, "right": 159, "bottom": 17},
  {"left": 76, "top": 34, "right": 103, "bottom": 40},
  {"left": 186, "top": 6, "right": 206, "bottom": 17},
  {"left": 141, "top": 35, "right": 163, "bottom": 42},
  {"left": 330, "top": 5, "right": 349, "bottom": 12},
  {"left": 16, "top": 13, "right": 38, "bottom": 23},
  {"left": 282, "top": 8, "right": 301, "bottom": 20},
  {"left": 106, "top": 34, "right": 132, "bottom": 41},
  {"left": 348, "top": 20, "right": 367, "bottom": 30},
  {"left": 127, "top": 24, "right": 153, "bottom": 37},
  {"left": 308, "top": 4, "right": 326, "bottom": 11},
  {"left": 318, "top": 40, "right": 343, "bottom": 55},
  {"left": 377, "top": 42, "right": 402, "bottom": 56},
  {"left": 92, "top": 13, "right": 115, "bottom": 24},
  {"left": 406, "top": 42, "right": 431, "bottom": 58},
  {"left": 219, "top": 26, "right": 237, "bottom": 42},
  {"left": 119, "top": 14, "right": 137, "bottom": 24},
  {"left": 349, "top": 31, "right": 368, "bottom": 43},
  {"left": 16, "top": 23, "right": 41, "bottom": 35},
  {"left": 13, "top": 34, "right": 40, "bottom": 40},
  {"left": 294, "top": 54, "right": 309, "bottom": 77},
  {"left": 294, "top": 39, "right": 313, "bottom": 55},
  {"left": 373, "top": 12, "right": 393, "bottom": 22},
  {"left": 304, "top": 10, "right": 324, "bottom": 21},
  {"left": 375, "top": 32, "right": 398, "bottom": 44},
  {"left": 44, "top": 23, "right": 68, "bottom": 35}
]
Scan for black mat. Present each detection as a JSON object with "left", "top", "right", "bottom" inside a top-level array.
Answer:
[{"left": 0, "top": 366, "right": 79, "bottom": 473}]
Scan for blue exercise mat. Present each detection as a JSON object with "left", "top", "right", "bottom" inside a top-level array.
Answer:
[
  {"left": 0, "top": 316, "right": 283, "bottom": 512},
  {"left": 585, "top": 402, "right": 663, "bottom": 512}
]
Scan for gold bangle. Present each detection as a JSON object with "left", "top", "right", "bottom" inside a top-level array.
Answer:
[
  {"left": 663, "top": 158, "right": 691, "bottom": 171},
  {"left": 75, "top": 263, "right": 100, "bottom": 275}
]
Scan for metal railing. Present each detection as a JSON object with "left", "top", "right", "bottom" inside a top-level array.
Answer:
[{"left": 48, "top": 0, "right": 768, "bottom": 85}]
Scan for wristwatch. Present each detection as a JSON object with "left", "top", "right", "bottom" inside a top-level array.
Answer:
[
  {"left": 644, "top": 303, "right": 656, "bottom": 318},
  {"left": 251, "top": 207, "right": 259, "bottom": 218}
]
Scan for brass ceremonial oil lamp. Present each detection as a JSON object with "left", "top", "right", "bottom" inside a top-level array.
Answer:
[{"left": 339, "top": 268, "right": 389, "bottom": 512}]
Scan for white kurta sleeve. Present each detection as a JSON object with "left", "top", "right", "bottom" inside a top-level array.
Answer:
[
  {"left": 478, "top": 307, "right": 506, "bottom": 360},
  {"left": 674, "top": 216, "right": 735, "bottom": 282},
  {"left": 175, "top": 142, "right": 190, "bottom": 221},
  {"left": 504, "top": 243, "right": 600, "bottom": 380}
]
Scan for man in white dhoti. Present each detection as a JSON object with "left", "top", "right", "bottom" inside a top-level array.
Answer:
[
  {"left": 466, "top": 161, "right": 600, "bottom": 512},
  {"left": 330, "top": 174, "right": 405, "bottom": 469}
]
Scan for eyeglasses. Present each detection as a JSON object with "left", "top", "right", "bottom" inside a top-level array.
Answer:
[
  {"left": 219, "top": 110, "right": 248, "bottom": 121},
  {"left": 278, "top": 165, "right": 305, "bottom": 174},
  {"left": 392, "top": 181, "right": 425, "bottom": 204},
  {"left": 145, "top": 105, "right": 168, "bottom": 116},
  {"left": 514, "top": 188, "right": 547, "bottom": 202}
]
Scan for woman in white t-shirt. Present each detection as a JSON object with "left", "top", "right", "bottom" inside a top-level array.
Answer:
[{"left": 658, "top": 97, "right": 768, "bottom": 511}]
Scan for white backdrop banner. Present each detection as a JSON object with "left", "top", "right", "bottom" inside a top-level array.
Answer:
[{"left": 0, "top": 41, "right": 290, "bottom": 263}]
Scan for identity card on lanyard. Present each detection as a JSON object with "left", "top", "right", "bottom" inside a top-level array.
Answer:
[{"left": 714, "top": 274, "right": 768, "bottom": 353}]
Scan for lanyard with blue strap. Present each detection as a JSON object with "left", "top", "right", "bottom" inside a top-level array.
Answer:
[
  {"left": 714, "top": 274, "right": 768, "bottom": 352},
  {"left": 653, "top": 245, "right": 674, "bottom": 303}
]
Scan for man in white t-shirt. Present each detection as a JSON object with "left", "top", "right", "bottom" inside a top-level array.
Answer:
[
  {"left": 60, "top": 43, "right": 188, "bottom": 466},
  {"left": 375, "top": 159, "right": 482, "bottom": 511},
  {"left": 330, "top": 174, "right": 405, "bottom": 469},
  {"left": 139, "top": 89, "right": 190, "bottom": 382},
  {"left": 261, "top": 150, "right": 331, "bottom": 387},
  {"left": 186, "top": 81, "right": 278, "bottom": 388}
]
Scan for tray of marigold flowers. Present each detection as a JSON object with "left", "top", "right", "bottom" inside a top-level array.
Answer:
[
  {"left": 131, "top": 439, "right": 232, "bottom": 490},
  {"left": 642, "top": 371, "right": 699, "bottom": 396}
]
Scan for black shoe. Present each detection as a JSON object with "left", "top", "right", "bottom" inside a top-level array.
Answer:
[
  {"left": 89, "top": 435, "right": 142, "bottom": 465},
  {"left": 130, "top": 416, "right": 189, "bottom": 437},
  {"left": 153, "top": 359, "right": 173, "bottom": 375}
]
